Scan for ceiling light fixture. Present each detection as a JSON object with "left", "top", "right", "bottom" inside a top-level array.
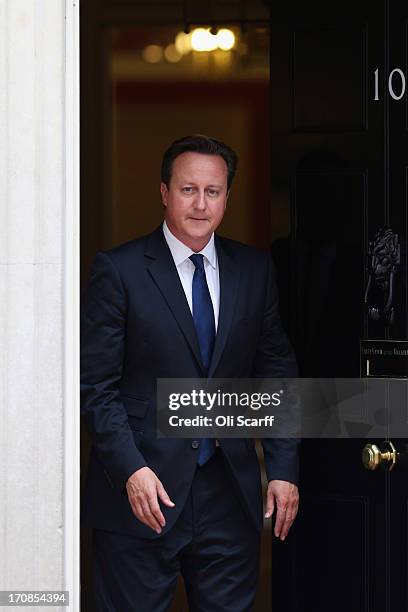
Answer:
[
  {"left": 164, "top": 44, "right": 182, "bottom": 63},
  {"left": 189, "top": 27, "right": 236, "bottom": 53},
  {"left": 191, "top": 28, "right": 218, "bottom": 52},
  {"left": 142, "top": 44, "right": 163, "bottom": 63},
  {"left": 216, "top": 29, "right": 235, "bottom": 51},
  {"left": 175, "top": 31, "right": 192, "bottom": 55}
]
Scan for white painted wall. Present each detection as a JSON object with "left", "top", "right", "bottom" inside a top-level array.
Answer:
[{"left": 0, "top": 1, "right": 79, "bottom": 610}]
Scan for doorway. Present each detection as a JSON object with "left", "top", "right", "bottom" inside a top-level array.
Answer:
[{"left": 80, "top": 1, "right": 274, "bottom": 610}]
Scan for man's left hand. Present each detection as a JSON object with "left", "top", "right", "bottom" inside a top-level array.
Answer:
[{"left": 264, "top": 480, "right": 299, "bottom": 541}]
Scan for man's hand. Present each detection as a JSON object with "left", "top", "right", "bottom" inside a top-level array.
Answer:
[
  {"left": 126, "top": 467, "right": 175, "bottom": 534},
  {"left": 264, "top": 479, "right": 299, "bottom": 541}
]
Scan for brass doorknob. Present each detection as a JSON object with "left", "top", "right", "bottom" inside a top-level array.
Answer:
[{"left": 362, "top": 441, "right": 397, "bottom": 471}]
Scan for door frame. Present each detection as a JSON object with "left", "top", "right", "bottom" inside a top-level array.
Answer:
[{"left": 64, "top": 1, "right": 81, "bottom": 610}]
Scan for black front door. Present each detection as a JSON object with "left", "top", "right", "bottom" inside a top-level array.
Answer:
[{"left": 269, "top": 1, "right": 408, "bottom": 610}]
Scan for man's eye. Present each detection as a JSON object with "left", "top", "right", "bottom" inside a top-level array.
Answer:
[
  {"left": 182, "top": 187, "right": 193, "bottom": 194},
  {"left": 207, "top": 189, "right": 219, "bottom": 197}
]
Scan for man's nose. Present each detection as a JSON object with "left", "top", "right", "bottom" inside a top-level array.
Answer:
[{"left": 193, "top": 190, "right": 207, "bottom": 209}]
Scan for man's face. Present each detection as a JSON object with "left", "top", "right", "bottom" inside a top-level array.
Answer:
[{"left": 160, "top": 151, "right": 229, "bottom": 251}]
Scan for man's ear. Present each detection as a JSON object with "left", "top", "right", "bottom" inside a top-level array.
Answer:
[{"left": 160, "top": 182, "right": 168, "bottom": 207}]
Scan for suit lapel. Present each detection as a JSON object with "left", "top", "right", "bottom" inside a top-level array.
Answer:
[
  {"left": 208, "top": 236, "right": 241, "bottom": 377},
  {"left": 145, "top": 227, "right": 205, "bottom": 374}
]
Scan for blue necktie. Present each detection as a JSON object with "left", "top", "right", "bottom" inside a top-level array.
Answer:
[{"left": 189, "top": 254, "right": 216, "bottom": 465}]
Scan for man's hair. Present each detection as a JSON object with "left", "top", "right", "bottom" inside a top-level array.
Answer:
[{"left": 161, "top": 134, "right": 238, "bottom": 191}]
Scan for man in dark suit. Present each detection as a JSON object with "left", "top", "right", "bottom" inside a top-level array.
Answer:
[{"left": 81, "top": 135, "right": 299, "bottom": 611}]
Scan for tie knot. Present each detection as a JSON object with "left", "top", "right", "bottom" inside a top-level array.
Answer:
[{"left": 189, "top": 253, "right": 205, "bottom": 271}]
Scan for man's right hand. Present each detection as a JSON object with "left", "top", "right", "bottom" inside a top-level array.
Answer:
[{"left": 126, "top": 467, "right": 175, "bottom": 534}]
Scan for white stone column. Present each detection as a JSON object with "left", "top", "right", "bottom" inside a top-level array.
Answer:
[{"left": 0, "top": 1, "right": 79, "bottom": 610}]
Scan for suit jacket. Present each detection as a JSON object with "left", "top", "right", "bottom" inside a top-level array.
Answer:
[{"left": 81, "top": 225, "right": 299, "bottom": 538}]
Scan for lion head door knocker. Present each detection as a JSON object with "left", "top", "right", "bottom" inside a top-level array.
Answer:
[{"left": 364, "top": 227, "right": 400, "bottom": 327}]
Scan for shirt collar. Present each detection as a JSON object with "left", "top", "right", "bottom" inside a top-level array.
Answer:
[{"left": 162, "top": 220, "right": 217, "bottom": 269}]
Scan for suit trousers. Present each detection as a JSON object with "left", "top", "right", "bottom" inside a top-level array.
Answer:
[{"left": 92, "top": 449, "right": 261, "bottom": 612}]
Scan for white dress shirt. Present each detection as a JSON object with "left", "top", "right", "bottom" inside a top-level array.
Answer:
[{"left": 162, "top": 220, "right": 220, "bottom": 331}]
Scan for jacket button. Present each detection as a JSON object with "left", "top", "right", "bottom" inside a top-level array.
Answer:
[{"left": 191, "top": 440, "right": 199, "bottom": 449}]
